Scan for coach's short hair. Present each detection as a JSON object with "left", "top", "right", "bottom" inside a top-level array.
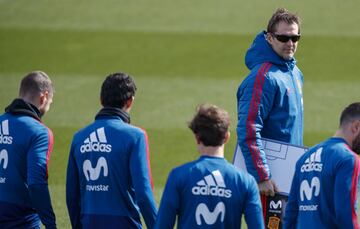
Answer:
[
  {"left": 339, "top": 102, "right": 360, "bottom": 127},
  {"left": 19, "top": 71, "right": 54, "bottom": 97},
  {"left": 267, "top": 8, "right": 301, "bottom": 34},
  {"left": 100, "top": 72, "right": 137, "bottom": 109},
  {"left": 188, "top": 104, "right": 230, "bottom": 147}
]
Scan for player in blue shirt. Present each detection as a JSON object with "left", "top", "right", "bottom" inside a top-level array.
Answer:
[
  {"left": 0, "top": 71, "right": 56, "bottom": 228},
  {"left": 155, "top": 104, "right": 264, "bottom": 229},
  {"left": 66, "top": 72, "right": 157, "bottom": 229},
  {"left": 284, "top": 102, "right": 360, "bottom": 228}
]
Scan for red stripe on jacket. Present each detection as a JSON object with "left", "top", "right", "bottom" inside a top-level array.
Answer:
[
  {"left": 245, "top": 62, "right": 272, "bottom": 181},
  {"left": 45, "top": 127, "right": 54, "bottom": 179},
  {"left": 350, "top": 151, "right": 360, "bottom": 228},
  {"left": 142, "top": 129, "right": 154, "bottom": 190},
  {"left": 36, "top": 119, "right": 54, "bottom": 180}
]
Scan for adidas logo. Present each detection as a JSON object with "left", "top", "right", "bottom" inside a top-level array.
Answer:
[
  {"left": 301, "top": 147, "right": 323, "bottom": 172},
  {"left": 192, "top": 170, "right": 232, "bottom": 198},
  {"left": 0, "top": 120, "right": 12, "bottom": 145},
  {"left": 80, "top": 127, "right": 112, "bottom": 153}
]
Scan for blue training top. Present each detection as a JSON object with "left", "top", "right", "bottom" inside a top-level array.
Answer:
[
  {"left": 66, "top": 108, "right": 157, "bottom": 229},
  {"left": 0, "top": 99, "right": 56, "bottom": 229},
  {"left": 155, "top": 156, "right": 264, "bottom": 229},
  {"left": 284, "top": 137, "right": 360, "bottom": 229}
]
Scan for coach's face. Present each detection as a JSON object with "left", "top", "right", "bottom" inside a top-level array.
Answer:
[{"left": 267, "top": 21, "right": 300, "bottom": 60}]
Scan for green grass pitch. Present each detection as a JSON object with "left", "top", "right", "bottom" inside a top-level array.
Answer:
[{"left": 1, "top": 0, "right": 360, "bottom": 228}]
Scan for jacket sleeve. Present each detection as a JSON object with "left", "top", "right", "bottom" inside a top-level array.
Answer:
[
  {"left": 283, "top": 162, "right": 300, "bottom": 229},
  {"left": 27, "top": 127, "right": 56, "bottom": 229},
  {"left": 334, "top": 153, "right": 360, "bottom": 228},
  {"left": 154, "top": 170, "right": 178, "bottom": 229},
  {"left": 236, "top": 63, "right": 275, "bottom": 182},
  {"left": 130, "top": 129, "right": 157, "bottom": 229},
  {"left": 66, "top": 141, "right": 82, "bottom": 229},
  {"left": 244, "top": 175, "right": 265, "bottom": 229}
]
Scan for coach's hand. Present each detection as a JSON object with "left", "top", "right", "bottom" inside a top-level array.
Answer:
[{"left": 258, "top": 179, "right": 279, "bottom": 196}]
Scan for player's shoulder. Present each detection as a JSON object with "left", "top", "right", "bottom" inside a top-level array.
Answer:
[
  {"left": 228, "top": 163, "right": 258, "bottom": 184},
  {"left": 6, "top": 113, "right": 49, "bottom": 136},
  {"left": 105, "top": 119, "right": 146, "bottom": 137},
  {"left": 172, "top": 159, "right": 199, "bottom": 174},
  {"left": 321, "top": 138, "right": 355, "bottom": 158},
  {"left": 299, "top": 138, "right": 356, "bottom": 167}
]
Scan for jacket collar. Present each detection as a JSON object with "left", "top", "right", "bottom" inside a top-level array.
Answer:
[
  {"left": 5, "top": 98, "right": 41, "bottom": 120},
  {"left": 95, "top": 107, "right": 130, "bottom": 123}
]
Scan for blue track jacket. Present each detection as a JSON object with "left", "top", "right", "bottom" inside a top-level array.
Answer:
[
  {"left": 66, "top": 108, "right": 157, "bottom": 229},
  {"left": 284, "top": 137, "right": 360, "bottom": 229},
  {"left": 155, "top": 156, "right": 264, "bottom": 229},
  {"left": 0, "top": 99, "right": 56, "bottom": 228},
  {"left": 237, "top": 31, "right": 304, "bottom": 182}
]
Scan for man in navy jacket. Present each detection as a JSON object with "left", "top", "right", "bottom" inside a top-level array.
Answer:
[
  {"left": 237, "top": 8, "right": 304, "bottom": 196},
  {"left": 0, "top": 71, "right": 56, "bottom": 228},
  {"left": 66, "top": 72, "right": 157, "bottom": 229},
  {"left": 284, "top": 102, "right": 360, "bottom": 228}
]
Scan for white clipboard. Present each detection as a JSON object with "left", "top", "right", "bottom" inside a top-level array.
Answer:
[{"left": 233, "top": 138, "right": 307, "bottom": 194}]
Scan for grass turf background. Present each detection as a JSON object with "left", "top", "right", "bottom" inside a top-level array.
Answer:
[{"left": 1, "top": 0, "right": 360, "bottom": 228}]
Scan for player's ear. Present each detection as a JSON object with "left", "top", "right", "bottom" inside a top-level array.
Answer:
[
  {"left": 39, "top": 91, "right": 49, "bottom": 106},
  {"left": 352, "top": 120, "right": 360, "bottom": 135},
  {"left": 223, "top": 131, "right": 230, "bottom": 144},
  {"left": 125, "top": 96, "right": 134, "bottom": 109},
  {"left": 195, "top": 134, "right": 201, "bottom": 145}
]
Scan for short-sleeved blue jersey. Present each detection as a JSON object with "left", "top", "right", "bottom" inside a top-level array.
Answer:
[
  {"left": 66, "top": 109, "right": 157, "bottom": 229},
  {"left": 155, "top": 156, "right": 264, "bottom": 229},
  {"left": 284, "top": 137, "right": 360, "bottom": 229}
]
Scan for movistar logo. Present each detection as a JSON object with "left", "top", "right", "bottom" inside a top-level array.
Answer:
[
  {"left": 83, "top": 157, "right": 108, "bottom": 181},
  {"left": 191, "top": 170, "right": 232, "bottom": 198},
  {"left": 80, "top": 127, "right": 112, "bottom": 153},
  {"left": 301, "top": 148, "right": 323, "bottom": 172},
  {"left": 300, "top": 177, "right": 320, "bottom": 201},
  {"left": 270, "top": 200, "right": 282, "bottom": 210},
  {"left": 0, "top": 120, "right": 12, "bottom": 145},
  {"left": 269, "top": 200, "right": 282, "bottom": 214},
  {"left": 195, "top": 202, "right": 225, "bottom": 226}
]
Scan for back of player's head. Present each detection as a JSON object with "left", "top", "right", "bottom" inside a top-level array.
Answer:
[
  {"left": 267, "top": 8, "right": 301, "bottom": 33},
  {"left": 339, "top": 102, "right": 360, "bottom": 127},
  {"left": 188, "top": 104, "right": 230, "bottom": 147},
  {"left": 19, "top": 71, "right": 54, "bottom": 98},
  {"left": 100, "top": 72, "right": 137, "bottom": 109}
]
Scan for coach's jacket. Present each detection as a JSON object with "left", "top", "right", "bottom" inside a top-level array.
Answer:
[
  {"left": 237, "top": 31, "right": 304, "bottom": 182},
  {"left": 0, "top": 99, "right": 56, "bottom": 228},
  {"left": 66, "top": 107, "right": 157, "bottom": 229}
]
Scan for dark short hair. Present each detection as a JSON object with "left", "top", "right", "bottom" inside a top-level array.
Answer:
[
  {"left": 19, "top": 71, "right": 54, "bottom": 97},
  {"left": 340, "top": 102, "right": 360, "bottom": 127},
  {"left": 188, "top": 104, "right": 230, "bottom": 147},
  {"left": 100, "top": 72, "right": 137, "bottom": 108},
  {"left": 267, "top": 8, "right": 301, "bottom": 34}
]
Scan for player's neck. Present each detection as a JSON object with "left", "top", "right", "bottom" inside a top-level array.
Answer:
[
  {"left": 198, "top": 144, "right": 224, "bottom": 158},
  {"left": 334, "top": 129, "right": 352, "bottom": 148}
]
